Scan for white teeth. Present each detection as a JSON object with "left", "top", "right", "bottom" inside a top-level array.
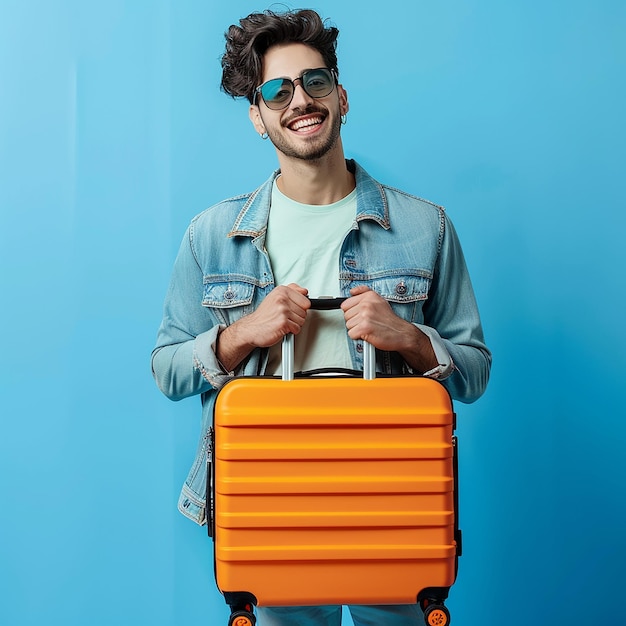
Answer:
[{"left": 290, "top": 117, "right": 323, "bottom": 131}]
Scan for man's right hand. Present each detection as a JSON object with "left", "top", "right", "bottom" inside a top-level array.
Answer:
[{"left": 215, "top": 283, "right": 310, "bottom": 373}]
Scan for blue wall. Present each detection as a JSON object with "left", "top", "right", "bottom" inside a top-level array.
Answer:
[{"left": 1, "top": 1, "right": 624, "bottom": 624}]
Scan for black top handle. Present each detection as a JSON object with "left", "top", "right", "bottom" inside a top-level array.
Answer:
[{"left": 281, "top": 297, "right": 376, "bottom": 381}]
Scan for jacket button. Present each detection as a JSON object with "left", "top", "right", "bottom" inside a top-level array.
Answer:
[
  {"left": 224, "top": 289, "right": 235, "bottom": 301},
  {"left": 395, "top": 282, "right": 408, "bottom": 296}
]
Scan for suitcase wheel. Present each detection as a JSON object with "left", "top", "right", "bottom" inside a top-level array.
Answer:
[
  {"left": 228, "top": 609, "right": 256, "bottom": 626},
  {"left": 423, "top": 604, "right": 450, "bottom": 626}
]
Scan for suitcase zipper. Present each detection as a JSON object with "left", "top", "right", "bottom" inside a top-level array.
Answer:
[
  {"left": 205, "top": 426, "right": 214, "bottom": 458},
  {"left": 206, "top": 427, "right": 214, "bottom": 537}
]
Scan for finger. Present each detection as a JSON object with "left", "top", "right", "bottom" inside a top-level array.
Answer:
[
  {"left": 349, "top": 285, "right": 371, "bottom": 297},
  {"left": 286, "top": 283, "right": 310, "bottom": 297},
  {"left": 268, "top": 312, "right": 306, "bottom": 344},
  {"left": 341, "top": 288, "right": 366, "bottom": 312},
  {"left": 282, "top": 283, "right": 311, "bottom": 313},
  {"left": 268, "top": 285, "right": 307, "bottom": 310}
]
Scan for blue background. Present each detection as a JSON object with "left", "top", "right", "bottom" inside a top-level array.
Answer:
[{"left": 1, "top": 1, "right": 625, "bottom": 624}]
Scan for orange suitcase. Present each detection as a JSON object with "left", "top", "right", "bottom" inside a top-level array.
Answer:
[{"left": 208, "top": 300, "right": 460, "bottom": 626}]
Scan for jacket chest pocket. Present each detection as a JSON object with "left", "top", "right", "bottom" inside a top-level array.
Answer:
[
  {"left": 202, "top": 277, "right": 256, "bottom": 325},
  {"left": 349, "top": 272, "right": 432, "bottom": 323}
]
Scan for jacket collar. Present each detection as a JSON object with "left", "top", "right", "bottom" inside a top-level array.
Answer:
[{"left": 228, "top": 159, "right": 390, "bottom": 238}]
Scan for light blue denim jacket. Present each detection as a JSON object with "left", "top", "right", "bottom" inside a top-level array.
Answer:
[{"left": 151, "top": 160, "right": 491, "bottom": 525}]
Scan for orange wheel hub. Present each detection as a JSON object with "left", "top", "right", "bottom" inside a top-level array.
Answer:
[{"left": 427, "top": 608, "right": 448, "bottom": 626}]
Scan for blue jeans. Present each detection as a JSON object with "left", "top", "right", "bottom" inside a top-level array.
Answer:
[{"left": 256, "top": 604, "right": 424, "bottom": 625}]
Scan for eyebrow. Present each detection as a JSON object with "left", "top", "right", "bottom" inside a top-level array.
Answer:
[{"left": 264, "top": 67, "right": 319, "bottom": 82}]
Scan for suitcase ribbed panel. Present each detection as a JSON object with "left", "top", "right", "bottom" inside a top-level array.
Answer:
[{"left": 213, "top": 377, "right": 457, "bottom": 606}]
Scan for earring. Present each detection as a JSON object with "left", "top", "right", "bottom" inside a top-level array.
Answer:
[
  {"left": 341, "top": 114, "right": 347, "bottom": 125},
  {"left": 260, "top": 131, "right": 269, "bottom": 140}
]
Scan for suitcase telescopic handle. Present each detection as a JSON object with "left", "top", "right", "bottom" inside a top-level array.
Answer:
[{"left": 281, "top": 297, "right": 376, "bottom": 381}]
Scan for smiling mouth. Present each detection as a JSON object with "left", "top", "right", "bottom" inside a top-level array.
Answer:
[{"left": 287, "top": 114, "right": 325, "bottom": 132}]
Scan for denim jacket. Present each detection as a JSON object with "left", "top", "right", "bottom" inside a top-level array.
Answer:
[{"left": 151, "top": 159, "right": 491, "bottom": 525}]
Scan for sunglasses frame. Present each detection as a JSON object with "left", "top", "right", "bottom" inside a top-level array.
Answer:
[{"left": 254, "top": 67, "right": 338, "bottom": 110}]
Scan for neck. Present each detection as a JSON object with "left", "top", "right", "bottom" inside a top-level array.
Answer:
[{"left": 275, "top": 142, "right": 355, "bottom": 205}]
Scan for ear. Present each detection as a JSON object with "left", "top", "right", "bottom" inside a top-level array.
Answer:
[
  {"left": 337, "top": 85, "right": 349, "bottom": 116},
  {"left": 249, "top": 104, "right": 267, "bottom": 136}
]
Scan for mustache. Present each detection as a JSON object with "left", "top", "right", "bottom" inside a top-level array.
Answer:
[{"left": 282, "top": 104, "right": 328, "bottom": 127}]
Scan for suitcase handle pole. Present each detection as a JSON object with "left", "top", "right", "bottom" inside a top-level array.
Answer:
[
  {"left": 281, "top": 298, "right": 375, "bottom": 381},
  {"left": 281, "top": 333, "right": 295, "bottom": 381}
]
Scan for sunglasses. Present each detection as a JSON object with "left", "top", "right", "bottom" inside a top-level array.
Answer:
[{"left": 254, "top": 67, "right": 337, "bottom": 110}]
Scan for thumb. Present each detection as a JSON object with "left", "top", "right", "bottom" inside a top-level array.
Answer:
[{"left": 349, "top": 285, "right": 371, "bottom": 296}]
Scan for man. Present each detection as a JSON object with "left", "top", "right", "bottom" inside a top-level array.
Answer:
[{"left": 152, "top": 8, "right": 491, "bottom": 626}]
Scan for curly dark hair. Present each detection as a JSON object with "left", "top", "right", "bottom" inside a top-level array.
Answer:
[{"left": 221, "top": 8, "right": 339, "bottom": 104}]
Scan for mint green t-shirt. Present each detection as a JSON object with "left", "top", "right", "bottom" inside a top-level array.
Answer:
[{"left": 265, "top": 179, "right": 357, "bottom": 374}]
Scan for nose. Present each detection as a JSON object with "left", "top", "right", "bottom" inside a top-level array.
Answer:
[{"left": 289, "top": 80, "right": 314, "bottom": 109}]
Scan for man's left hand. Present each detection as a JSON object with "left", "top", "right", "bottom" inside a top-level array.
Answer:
[{"left": 341, "top": 285, "right": 438, "bottom": 372}]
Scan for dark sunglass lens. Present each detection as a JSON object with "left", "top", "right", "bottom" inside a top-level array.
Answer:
[
  {"left": 303, "top": 69, "right": 333, "bottom": 97},
  {"left": 261, "top": 78, "right": 293, "bottom": 108}
]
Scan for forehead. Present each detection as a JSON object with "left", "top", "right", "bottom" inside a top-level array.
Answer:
[{"left": 262, "top": 43, "right": 326, "bottom": 81}]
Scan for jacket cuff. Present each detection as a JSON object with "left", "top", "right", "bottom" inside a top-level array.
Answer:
[
  {"left": 414, "top": 324, "right": 455, "bottom": 380},
  {"left": 192, "top": 325, "right": 234, "bottom": 389}
]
